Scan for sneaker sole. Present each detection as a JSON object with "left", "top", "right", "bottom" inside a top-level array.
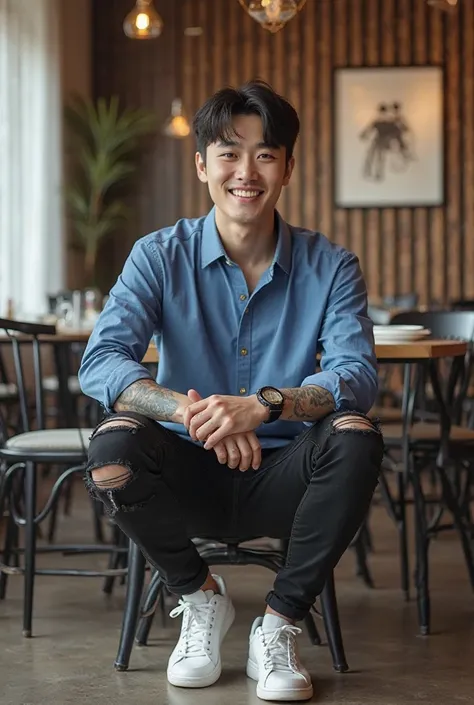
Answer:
[
  {"left": 167, "top": 601, "right": 236, "bottom": 689},
  {"left": 246, "top": 658, "right": 314, "bottom": 702}
]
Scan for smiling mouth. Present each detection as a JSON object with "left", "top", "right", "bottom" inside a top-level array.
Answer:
[{"left": 228, "top": 188, "right": 264, "bottom": 199}]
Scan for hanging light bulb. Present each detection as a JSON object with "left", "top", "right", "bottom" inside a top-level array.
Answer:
[
  {"left": 238, "top": 0, "right": 307, "bottom": 33},
  {"left": 123, "top": 0, "right": 163, "bottom": 40},
  {"left": 163, "top": 99, "right": 191, "bottom": 139}
]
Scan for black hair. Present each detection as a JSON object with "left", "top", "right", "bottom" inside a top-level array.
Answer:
[{"left": 192, "top": 79, "right": 300, "bottom": 164}]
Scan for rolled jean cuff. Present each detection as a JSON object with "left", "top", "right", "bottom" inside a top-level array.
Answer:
[
  {"left": 166, "top": 557, "right": 210, "bottom": 597},
  {"left": 265, "top": 590, "right": 309, "bottom": 622}
]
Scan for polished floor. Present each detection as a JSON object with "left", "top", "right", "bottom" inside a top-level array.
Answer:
[{"left": 1, "top": 486, "right": 473, "bottom": 705}]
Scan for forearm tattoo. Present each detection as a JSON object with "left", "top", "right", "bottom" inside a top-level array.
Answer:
[
  {"left": 280, "top": 385, "right": 335, "bottom": 421},
  {"left": 115, "top": 379, "right": 180, "bottom": 421}
]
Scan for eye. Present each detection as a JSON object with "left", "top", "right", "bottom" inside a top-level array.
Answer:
[
  {"left": 258, "top": 153, "right": 276, "bottom": 161},
  {"left": 219, "top": 152, "right": 237, "bottom": 159}
]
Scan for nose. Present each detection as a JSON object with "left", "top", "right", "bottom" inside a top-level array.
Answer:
[{"left": 235, "top": 156, "right": 258, "bottom": 182}]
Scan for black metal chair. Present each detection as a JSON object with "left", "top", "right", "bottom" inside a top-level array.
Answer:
[
  {"left": 113, "top": 538, "right": 349, "bottom": 674},
  {"left": 379, "top": 310, "right": 474, "bottom": 634},
  {"left": 0, "top": 318, "right": 127, "bottom": 636}
]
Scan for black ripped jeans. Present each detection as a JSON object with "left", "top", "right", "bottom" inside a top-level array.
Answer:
[{"left": 85, "top": 411, "right": 383, "bottom": 621}]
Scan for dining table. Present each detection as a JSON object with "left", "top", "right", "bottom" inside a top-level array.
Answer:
[{"left": 1, "top": 328, "right": 468, "bottom": 435}]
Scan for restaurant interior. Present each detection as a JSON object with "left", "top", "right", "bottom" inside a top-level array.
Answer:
[{"left": 1, "top": 1, "right": 474, "bottom": 703}]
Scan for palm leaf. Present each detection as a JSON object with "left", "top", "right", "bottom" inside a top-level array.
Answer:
[{"left": 64, "top": 94, "right": 155, "bottom": 283}]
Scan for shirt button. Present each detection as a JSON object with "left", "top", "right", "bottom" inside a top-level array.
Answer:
[
  {"left": 239, "top": 387, "right": 247, "bottom": 395},
  {"left": 240, "top": 348, "right": 248, "bottom": 356},
  {"left": 239, "top": 294, "right": 247, "bottom": 301},
  {"left": 225, "top": 258, "right": 233, "bottom": 266}
]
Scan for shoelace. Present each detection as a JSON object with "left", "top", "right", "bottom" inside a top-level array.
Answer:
[
  {"left": 169, "top": 599, "right": 216, "bottom": 657},
  {"left": 261, "top": 625, "right": 302, "bottom": 672}
]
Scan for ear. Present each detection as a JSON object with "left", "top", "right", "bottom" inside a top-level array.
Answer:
[
  {"left": 282, "top": 156, "right": 295, "bottom": 187},
  {"left": 195, "top": 151, "right": 208, "bottom": 183}
]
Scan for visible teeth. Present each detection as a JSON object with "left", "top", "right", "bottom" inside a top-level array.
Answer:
[{"left": 230, "top": 189, "right": 261, "bottom": 198}]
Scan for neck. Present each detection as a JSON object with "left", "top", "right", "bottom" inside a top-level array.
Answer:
[{"left": 214, "top": 208, "right": 277, "bottom": 269}]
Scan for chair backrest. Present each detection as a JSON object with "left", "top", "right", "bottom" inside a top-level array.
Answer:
[
  {"left": 390, "top": 309, "right": 474, "bottom": 343},
  {"left": 0, "top": 318, "right": 56, "bottom": 433},
  {"left": 390, "top": 310, "right": 474, "bottom": 423},
  {"left": 450, "top": 299, "right": 474, "bottom": 311}
]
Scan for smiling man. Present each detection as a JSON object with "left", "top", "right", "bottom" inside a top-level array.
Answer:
[{"left": 79, "top": 80, "right": 383, "bottom": 702}]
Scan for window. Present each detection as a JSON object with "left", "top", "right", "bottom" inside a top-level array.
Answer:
[{"left": 0, "top": 0, "right": 64, "bottom": 319}]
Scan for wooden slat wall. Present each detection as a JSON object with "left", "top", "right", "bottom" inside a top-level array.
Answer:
[{"left": 92, "top": 0, "right": 474, "bottom": 304}]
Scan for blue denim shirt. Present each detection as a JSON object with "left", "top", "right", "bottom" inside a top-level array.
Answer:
[{"left": 79, "top": 208, "right": 377, "bottom": 449}]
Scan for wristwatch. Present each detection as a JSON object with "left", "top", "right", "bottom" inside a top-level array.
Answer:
[{"left": 256, "top": 386, "right": 284, "bottom": 424}]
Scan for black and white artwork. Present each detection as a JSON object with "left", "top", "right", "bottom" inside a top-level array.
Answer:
[{"left": 334, "top": 67, "right": 444, "bottom": 207}]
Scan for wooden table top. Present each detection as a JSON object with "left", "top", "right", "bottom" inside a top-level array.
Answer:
[
  {"left": 142, "top": 339, "right": 468, "bottom": 364},
  {"left": 1, "top": 330, "right": 468, "bottom": 362}
]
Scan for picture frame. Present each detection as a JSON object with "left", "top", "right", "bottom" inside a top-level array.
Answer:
[{"left": 333, "top": 66, "right": 444, "bottom": 208}]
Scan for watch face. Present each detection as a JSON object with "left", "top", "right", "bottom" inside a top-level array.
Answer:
[{"left": 262, "top": 387, "right": 283, "bottom": 404}]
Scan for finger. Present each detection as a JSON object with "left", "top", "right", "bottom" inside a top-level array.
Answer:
[
  {"left": 193, "top": 417, "right": 220, "bottom": 442},
  {"left": 188, "top": 411, "right": 214, "bottom": 440},
  {"left": 248, "top": 435, "right": 262, "bottom": 470},
  {"left": 203, "top": 423, "right": 232, "bottom": 450},
  {"left": 235, "top": 435, "right": 253, "bottom": 472},
  {"left": 187, "top": 389, "right": 202, "bottom": 402},
  {"left": 186, "top": 399, "right": 209, "bottom": 419},
  {"left": 213, "top": 442, "right": 228, "bottom": 465},
  {"left": 224, "top": 439, "right": 241, "bottom": 469}
]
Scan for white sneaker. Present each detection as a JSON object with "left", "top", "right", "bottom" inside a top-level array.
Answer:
[
  {"left": 167, "top": 574, "right": 235, "bottom": 688},
  {"left": 247, "top": 615, "right": 313, "bottom": 701}
]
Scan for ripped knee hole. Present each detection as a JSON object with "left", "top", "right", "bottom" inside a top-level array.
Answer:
[
  {"left": 90, "top": 464, "right": 132, "bottom": 489},
  {"left": 332, "top": 415, "right": 378, "bottom": 433},
  {"left": 90, "top": 416, "right": 144, "bottom": 441}
]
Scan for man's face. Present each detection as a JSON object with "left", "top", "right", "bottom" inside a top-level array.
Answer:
[{"left": 195, "top": 114, "right": 294, "bottom": 226}]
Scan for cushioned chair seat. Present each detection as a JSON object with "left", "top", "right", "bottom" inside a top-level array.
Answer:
[
  {"left": 42, "top": 375, "right": 82, "bottom": 394},
  {"left": 4, "top": 428, "right": 93, "bottom": 453}
]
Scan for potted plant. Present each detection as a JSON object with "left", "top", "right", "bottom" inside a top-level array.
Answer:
[{"left": 64, "top": 95, "right": 156, "bottom": 287}]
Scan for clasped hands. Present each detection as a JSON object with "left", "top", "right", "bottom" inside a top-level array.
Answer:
[{"left": 182, "top": 389, "right": 268, "bottom": 471}]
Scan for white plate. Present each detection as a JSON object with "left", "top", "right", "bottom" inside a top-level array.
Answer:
[
  {"left": 374, "top": 328, "right": 431, "bottom": 343},
  {"left": 374, "top": 325, "right": 425, "bottom": 333}
]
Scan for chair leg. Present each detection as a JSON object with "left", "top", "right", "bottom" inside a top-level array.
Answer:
[
  {"left": 303, "top": 611, "right": 322, "bottom": 645},
  {"left": 114, "top": 541, "right": 146, "bottom": 671},
  {"left": 0, "top": 512, "right": 18, "bottom": 599},
  {"left": 320, "top": 572, "right": 349, "bottom": 672},
  {"left": 23, "top": 461, "right": 37, "bottom": 638},
  {"left": 412, "top": 471, "right": 430, "bottom": 635},
  {"left": 437, "top": 465, "right": 474, "bottom": 590},
  {"left": 103, "top": 527, "right": 128, "bottom": 596},
  {"left": 352, "top": 529, "right": 375, "bottom": 588},
  {"left": 397, "top": 473, "right": 410, "bottom": 601},
  {"left": 136, "top": 572, "right": 165, "bottom": 646}
]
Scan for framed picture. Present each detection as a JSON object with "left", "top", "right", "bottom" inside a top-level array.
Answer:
[{"left": 333, "top": 66, "right": 444, "bottom": 208}]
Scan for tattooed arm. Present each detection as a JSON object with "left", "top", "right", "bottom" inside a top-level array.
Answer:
[
  {"left": 114, "top": 379, "right": 190, "bottom": 423},
  {"left": 279, "top": 385, "right": 335, "bottom": 422}
]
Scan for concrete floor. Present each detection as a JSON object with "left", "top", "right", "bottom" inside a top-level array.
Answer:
[{"left": 1, "top": 486, "right": 473, "bottom": 705}]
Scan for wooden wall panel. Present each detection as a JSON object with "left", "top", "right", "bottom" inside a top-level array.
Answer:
[{"left": 93, "top": 0, "right": 474, "bottom": 305}]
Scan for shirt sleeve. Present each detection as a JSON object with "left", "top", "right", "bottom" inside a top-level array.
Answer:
[
  {"left": 78, "top": 237, "right": 163, "bottom": 412},
  {"left": 301, "top": 251, "right": 378, "bottom": 415}
]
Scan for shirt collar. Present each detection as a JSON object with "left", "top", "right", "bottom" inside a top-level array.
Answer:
[{"left": 201, "top": 206, "right": 292, "bottom": 274}]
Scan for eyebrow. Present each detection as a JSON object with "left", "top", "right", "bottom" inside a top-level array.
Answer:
[{"left": 215, "top": 139, "right": 278, "bottom": 149}]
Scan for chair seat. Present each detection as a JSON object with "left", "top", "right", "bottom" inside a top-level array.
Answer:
[
  {"left": 382, "top": 421, "right": 474, "bottom": 444},
  {"left": 0, "top": 382, "right": 17, "bottom": 398},
  {"left": 42, "top": 375, "right": 81, "bottom": 394},
  {"left": 3, "top": 428, "right": 93, "bottom": 453}
]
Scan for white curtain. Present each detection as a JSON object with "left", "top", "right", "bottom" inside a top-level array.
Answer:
[{"left": 0, "top": 0, "right": 64, "bottom": 319}]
